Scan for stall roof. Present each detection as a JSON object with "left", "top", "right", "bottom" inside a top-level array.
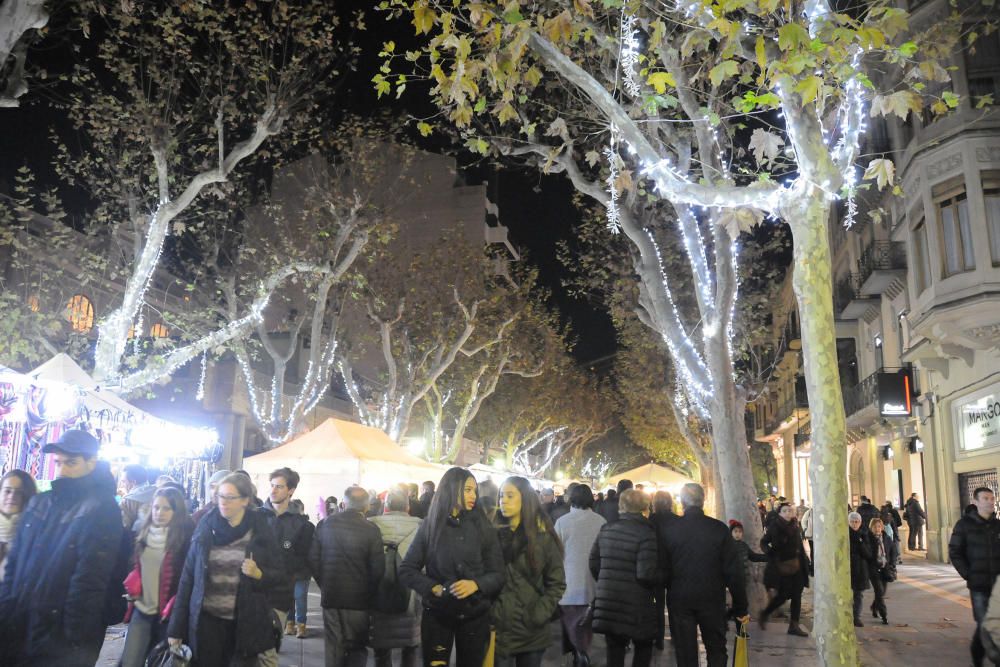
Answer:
[
  {"left": 30, "top": 353, "right": 162, "bottom": 424},
  {"left": 607, "top": 463, "right": 695, "bottom": 489}
]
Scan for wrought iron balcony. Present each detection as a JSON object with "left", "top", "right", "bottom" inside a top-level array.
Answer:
[
  {"left": 834, "top": 273, "right": 877, "bottom": 320},
  {"left": 843, "top": 368, "right": 880, "bottom": 419},
  {"left": 857, "top": 241, "right": 906, "bottom": 295},
  {"left": 843, "top": 366, "right": 913, "bottom": 423}
]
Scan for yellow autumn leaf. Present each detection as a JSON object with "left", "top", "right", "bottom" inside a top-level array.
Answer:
[
  {"left": 417, "top": 122, "right": 433, "bottom": 137},
  {"left": 412, "top": 4, "right": 437, "bottom": 35},
  {"left": 647, "top": 71, "right": 676, "bottom": 94},
  {"left": 545, "top": 10, "right": 573, "bottom": 44},
  {"left": 795, "top": 75, "right": 822, "bottom": 104}
]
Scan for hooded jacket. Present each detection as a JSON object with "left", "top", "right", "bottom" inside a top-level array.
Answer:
[
  {"left": 167, "top": 507, "right": 284, "bottom": 658},
  {"left": 121, "top": 483, "right": 157, "bottom": 531},
  {"left": 492, "top": 525, "right": 565, "bottom": 657},
  {"left": 263, "top": 498, "right": 314, "bottom": 612},
  {"left": 949, "top": 506, "right": 1000, "bottom": 592},
  {"left": 0, "top": 462, "right": 124, "bottom": 663}
]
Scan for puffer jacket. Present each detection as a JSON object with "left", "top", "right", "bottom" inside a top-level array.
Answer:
[
  {"left": 492, "top": 526, "right": 565, "bottom": 657},
  {"left": 263, "top": 499, "right": 314, "bottom": 612},
  {"left": 950, "top": 507, "right": 1000, "bottom": 592},
  {"left": 849, "top": 527, "right": 872, "bottom": 591},
  {"left": 589, "top": 512, "right": 658, "bottom": 640},
  {"left": 166, "top": 507, "right": 284, "bottom": 659},
  {"left": 400, "top": 508, "right": 504, "bottom": 621},
  {"left": 760, "top": 517, "right": 810, "bottom": 592},
  {"left": 0, "top": 462, "right": 123, "bottom": 664},
  {"left": 370, "top": 511, "right": 423, "bottom": 649},
  {"left": 978, "top": 572, "right": 1000, "bottom": 663},
  {"left": 310, "top": 509, "right": 384, "bottom": 610}
]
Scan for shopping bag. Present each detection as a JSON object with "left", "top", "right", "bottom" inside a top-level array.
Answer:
[
  {"left": 144, "top": 640, "right": 193, "bottom": 667},
  {"left": 482, "top": 627, "right": 496, "bottom": 667},
  {"left": 732, "top": 621, "right": 749, "bottom": 667}
]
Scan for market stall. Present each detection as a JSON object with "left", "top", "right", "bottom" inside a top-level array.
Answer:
[
  {"left": 607, "top": 463, "right": 695, "bottom": 496},
  {"left": 242, "top": 418, "right": 447, "bottom": 513}
]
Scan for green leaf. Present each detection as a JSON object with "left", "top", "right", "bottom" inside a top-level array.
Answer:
[
  {"left": 898, "top": 41, "right": 917, "bottom": 58},
  {"left": 863, "top": 158, "right": 895, "bottom": 191},
  {"left": 417, "top": 122, "right": 433, "bottom": 137},
  {"left": 794, "top": 75, "right": 823, "bottom": 104},
  {"left": 502, "top": 9, "right": 524, "bottom": 23},
  {"left": 942, "top": 90, "right": 959, "bottom": 109},
  {"left": 709, "top": 60, "right": 739, "bottom": 87},
  {"left": 778, "top": 23, "right": 810, "bottom": 52}
]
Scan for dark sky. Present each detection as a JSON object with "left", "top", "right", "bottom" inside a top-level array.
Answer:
[{"left": 0, "top": 6, "right": 618, "bottom": 364}]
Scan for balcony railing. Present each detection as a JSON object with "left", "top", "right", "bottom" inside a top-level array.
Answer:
[
  {"left": 843, "top": 366, "right": 912, "bottom": 419},
  {"left": 857, "top": 241, "right": 906, "bottom": 295},
  {"left": 834, "top": 273, "right": 876, "bottom": 319}
]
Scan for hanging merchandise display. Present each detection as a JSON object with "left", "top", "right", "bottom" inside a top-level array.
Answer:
[{"left": 0, "top": 355, "right": 220, "bottom": 482}]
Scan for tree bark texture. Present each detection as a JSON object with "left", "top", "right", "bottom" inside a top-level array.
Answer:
[{"left": 789, "top": 195, "right": 857, "bottom": 666}]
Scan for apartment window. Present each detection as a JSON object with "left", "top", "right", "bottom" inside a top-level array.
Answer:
[
  {"left": 66, "top": 295, "right": 94, "bottom": 333},
  {"left": 912, "top": 218, "right": 932, "bottom": 294},
  {"left": 934, "top": 179, "right": 975, "bottom": 276},
  {"left": 149, "top": 323, "right": 170, "bottom": 338},
  {"left": 966, "top": 32, "right": 1000, "bottom": 103},
  {"left": 985, "top": 171, "right": 1000, "bottom": 266}
]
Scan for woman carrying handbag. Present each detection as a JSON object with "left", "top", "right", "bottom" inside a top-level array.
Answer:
[
  {"left": 758, "top": 502, "right": 810, "bottom": 637},
  {"left": 867, "top": 518, "right": 897, "bottom": 625}
]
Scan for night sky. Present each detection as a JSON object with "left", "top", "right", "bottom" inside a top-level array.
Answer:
[{"left": 0, "top": 6, "right": 618, "bottom": 364}]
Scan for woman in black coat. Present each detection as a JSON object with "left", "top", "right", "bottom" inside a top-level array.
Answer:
[
  {"left": 399, "top": 467, "right": 505, "bottom": 667},
  {"left": 589, "top": 489, "right": 659, "bottom": 667},
  {"left": 866, "top": 518, "right": 897, "bottom": 624},
  {"left": 848, "top": 512, "right": 874, "bottom": 627},
  {"left": 167, "top": 474, "right": 284, "bottom": 666},
  {"left": 758, "top": 503, "right": 810, "bottom": 636}
]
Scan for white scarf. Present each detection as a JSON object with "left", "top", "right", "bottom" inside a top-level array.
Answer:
[{"left": 145, "top": 524, "right": 169, "bottom": 551}]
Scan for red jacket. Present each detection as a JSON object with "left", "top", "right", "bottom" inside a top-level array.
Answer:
[{"left": 122, "top": 541, "right": 189, "bottom": 623}]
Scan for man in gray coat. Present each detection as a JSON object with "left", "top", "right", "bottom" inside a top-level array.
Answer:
[{"left": 369, "top": 486, "right": 423, "bottom": 667}]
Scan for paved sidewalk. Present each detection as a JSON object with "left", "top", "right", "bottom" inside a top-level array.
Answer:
[{"left": 97, "top": 555, "right": 976, "bottom": 666}]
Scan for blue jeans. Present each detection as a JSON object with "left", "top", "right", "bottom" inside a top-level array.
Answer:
[
  {"left": 294, "top": 579, "right": 310, "bottom": 624},
  {"left": 972, "top": 589, "right": 990, "bottom": 666},
  {"left": 119, "top": 609, "right": 160, "bottom": 667}
]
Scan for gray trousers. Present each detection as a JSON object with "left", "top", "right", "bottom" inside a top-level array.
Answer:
[
  {"left": 322, "top": 608, "right": 370, "bottom": 667},
  {"left": 257, "top": 609, "right": 287, "bottom": 667}
]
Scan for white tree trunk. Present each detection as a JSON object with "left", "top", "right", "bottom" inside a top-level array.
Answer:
[
  {"left": 0, "top": 0, "right": 47, "bottom": 106},
  {"left": 789, "top": 195, "right": 856, "bottom": 665}
]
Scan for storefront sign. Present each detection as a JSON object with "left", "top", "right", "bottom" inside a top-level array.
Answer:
[
  {"left": 955, "top": 384, "right": 1000, "bottom": 453},
  {"left": 878, "top": 369, "right": 913, "bottom": 417}
]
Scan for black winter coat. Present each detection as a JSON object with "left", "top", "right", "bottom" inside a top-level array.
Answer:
[
  {"left": 589, "top": 513, "right": 659, "bottom": 640},
  {"left": 857, "top": 502, "right": 880, "bottom": 531},
  {"left": 167, "top": 507, "right": 284, "bottom": 658},
  {"left": 659, "top": 507, "right": 747, "bottom": 617},
  {"left": 492, "top": 526, "right": 566, "bottom": 657},
  {"left": 263, "top": 500, "right": 314, "bottom": 612},
  {"left": 309, "top": 510, "right": 384, "bottom": 610},
  {"left": 904, "top": 498, "right": 926, "bottom": 526},
  {"left": 949, "top": 507, "right": 1000, "bottom": 592},
  {"left": 760, "top": 517, "right": 809, "bottom": 592},
  {"left": 598, "top": 496, "right": 621, "bottom": 523},
  {"left": 400, "top": 508, "right": 504, "bottom": 620},
  {"left": 849, "top": 528, "right": 873, "bottom": 591},
  {"left": 0, "top": 463, "right": 123, "bottom": 664}
]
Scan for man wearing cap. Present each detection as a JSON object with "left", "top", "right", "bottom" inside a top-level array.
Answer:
[{"left": 0, "top": 429, "right": 124, "bottom": 666}]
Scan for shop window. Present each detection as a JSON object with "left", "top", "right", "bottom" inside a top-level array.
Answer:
[
  {"left": 66, "top": 295, "right": 94, "bottom": 333},
  {"left": 911, "top": 218, "right": 932, "bottom": 294},
  {"left": 149, "top": 323, "right": 170, "bottom": 338},
  {"left": 984, "top": 171, "right": 1000, "bottom": 266},
  {"left": 934, "top": 178, "right": 975, "bottom": 276}
]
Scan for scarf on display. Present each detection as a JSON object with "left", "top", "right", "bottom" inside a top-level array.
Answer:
[{"left": 207, "top": 507, "right": 253, "bottom": 546}]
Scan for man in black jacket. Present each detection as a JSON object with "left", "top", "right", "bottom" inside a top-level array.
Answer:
[
  {"left": 599, "top": 479, "right": 632, "bottom": 524},
  {"left": 949, "top": 486, "right": 1000, "bottom": 667},
  {"left": 661, "top": 483, "right": 747, "bottom": 667},
  {"left": 0, "top": 430, "right": 124, "bottom": 667},
  {"left": 905, "top": 492, "right": 927, "bottom": 550},
  {"left": 310, "top": 486, "right": 384, "bottom": 667},
  {"left": 264, "top": 467, "right": 314, "bottom": 646},
  {"left": 857, "top": 496, "right": 879, "bottom": 532},
  {"left": 651, "top": 490, "right": 678, "bottom": 651}
]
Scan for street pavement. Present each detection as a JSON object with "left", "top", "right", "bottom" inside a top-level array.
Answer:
[{"left": 97, "top": 555, "right": 976, "bottom": 666}]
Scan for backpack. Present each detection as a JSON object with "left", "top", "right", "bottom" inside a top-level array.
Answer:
[{"left": 374, "top": 540, "right": 410, "bottom": 614}]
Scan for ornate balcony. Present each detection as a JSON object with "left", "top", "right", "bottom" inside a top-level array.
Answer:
[{"left": 857, "top": 241, "right": 907, "bottom": 296}]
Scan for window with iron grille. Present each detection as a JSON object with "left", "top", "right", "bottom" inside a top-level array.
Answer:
[{"left": 959, "top": 469, "right": 999, "bottom": 514}]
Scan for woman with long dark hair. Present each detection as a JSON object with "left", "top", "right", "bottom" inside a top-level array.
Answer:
[
  {"left": 758, "top": 502, "right": 810, "bottom": 637},
  {"left": 119, "top": 487, "right": 194, "bottom": 667},
  {"left": 399, "top": 467, "right": 505, "bottom": 667},
  {"left": 492, "top": 477, "right": 566, "bottom": 667},
  {"left": 0, "top": 470, "right": 37, "bottom": 582},
  {"left": 167, "top": 473, "right": 283, "bottom": 666}
]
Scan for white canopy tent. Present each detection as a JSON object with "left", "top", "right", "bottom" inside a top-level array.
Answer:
[
  {"left": 242, "top": 418, "right": 447, "bottom": 515},
  {"left": 607, "top": 463, "right": 695, "bottom": 494}
]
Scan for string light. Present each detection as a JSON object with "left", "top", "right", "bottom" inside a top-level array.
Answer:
[
  {"left": 195, "top": 351, "right": 207, "bottom": 401},
  {"left": 604, "top": 128, "right": 623, "bottom": 234},
  {"left": 619, "top": 13, "right": 642, "bottom": 98}
]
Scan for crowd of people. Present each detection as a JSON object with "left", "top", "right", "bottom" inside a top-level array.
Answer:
[{"left": 0, "top": 427, "right": 997, "bottom": 666}]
